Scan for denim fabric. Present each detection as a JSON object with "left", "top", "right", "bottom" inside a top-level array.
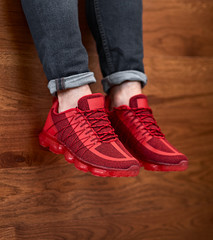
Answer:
[{"left": 21, "top": 0, "right": 147, "bottom": 95}]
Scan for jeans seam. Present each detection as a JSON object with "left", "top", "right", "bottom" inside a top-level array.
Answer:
[{"left": 93, "top": 0, "right": 114, "bottom": 73}]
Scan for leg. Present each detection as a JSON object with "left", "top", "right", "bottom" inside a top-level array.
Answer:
[
  {"left": 86, "top": 0, "right": 147, "bottom": 108},
  {"left": 86, "top": 0, "right": 188, "bottom": 171},
  {"left": 21, "top": 0, "right": 140, "bottom": 177},
  {"left": 21, "top": 0, "right": 95, "bottom": 110}
]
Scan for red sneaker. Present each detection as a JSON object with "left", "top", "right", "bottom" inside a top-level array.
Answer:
[
  {"left": 39, "top": 93, "right": 140, "bottom": 177},
  {"left": 106, "top": 94, "right": 188, "bottom": 171}
]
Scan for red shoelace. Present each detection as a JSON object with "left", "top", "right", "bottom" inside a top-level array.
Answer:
[
  {"left": 49, "top": 108, "right": 117, "bottom": 156},
  {"left": 133, "top": 108, "right": 165, "bottom": 138},
  {"left": 83, "top": 108, "right": 118, "bottom": 142}
]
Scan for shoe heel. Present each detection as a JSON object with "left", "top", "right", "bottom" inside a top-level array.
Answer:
[{"left": 39, "top": 131, "right": 65, "bottom": 154}]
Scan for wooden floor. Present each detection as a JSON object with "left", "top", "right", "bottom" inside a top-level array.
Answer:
[{"left": 0, "top": 0, "right": 213, "bottom": 239}]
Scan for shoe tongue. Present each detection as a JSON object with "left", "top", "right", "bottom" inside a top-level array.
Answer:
[
  {"left": 129, "top": 94, "right": 161, "bottom": 134},
  {"left": 129, "top": 94, "right": 149, "bottom": 108},
  {"left": 78, "top": 93, "right": 116, "bottom": 141},
  {"left": 78, "top": 93, "right": 105, "bottom": 111}
]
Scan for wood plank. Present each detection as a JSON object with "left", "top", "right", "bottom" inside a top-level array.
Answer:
[
  {"left": 143, "top": 0, "right": 213, "bottom": 57},
  {"left": 0, "top": 161, "right": 213, "bottom": 240},
  {"left": 0, "top": 227, "right": 16, "bottom": 240},
  {"left": 2, "top": 211, "right": 213, "bottom": 240}
]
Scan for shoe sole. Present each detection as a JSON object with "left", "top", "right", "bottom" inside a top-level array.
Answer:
[
  {"left": 139, "top": 160, "right": 188, "bottom": 171},
  {"left": 38, "top": 131, "right": 140, "bottom": 177}
]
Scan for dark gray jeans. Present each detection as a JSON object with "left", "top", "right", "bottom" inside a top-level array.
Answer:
[{"left": 21, "top": 0, "right": 147, "bottom": 96}]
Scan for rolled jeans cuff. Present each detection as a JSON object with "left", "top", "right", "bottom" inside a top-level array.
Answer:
[
  {"left": 47, "top": 72, "right": 96, "bottom": 96},
  {"left": 101, "top": 70, "right": 148, "bottom": 94}
]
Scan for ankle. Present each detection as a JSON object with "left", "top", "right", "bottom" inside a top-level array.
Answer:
[
  {"left": 108, "top": 81, "right": 142, "bottom": 110},
  {"left": 57, "top": 84, "right": 92, "bottom": 113}
]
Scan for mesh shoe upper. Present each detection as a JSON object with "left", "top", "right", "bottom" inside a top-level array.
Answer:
[
  {"left": 43, "top": 93, "right": 139, "bottom": 170},
  {"left": 108, "top": 94, "right": 188, "bottom": 165}
]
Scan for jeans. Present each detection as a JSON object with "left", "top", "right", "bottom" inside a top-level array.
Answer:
[{"left": 20, "top": 0, "right": 147, "bottom": 96}]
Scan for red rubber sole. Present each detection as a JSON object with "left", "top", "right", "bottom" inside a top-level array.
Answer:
[
  {"left": 139, "top": 160, "right": 188, "bottom": 171},
  {"left": 39, "top": 131, "right": 140, "bottom": 177}
]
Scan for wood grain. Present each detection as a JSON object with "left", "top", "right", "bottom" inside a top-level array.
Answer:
[
  {"left": 1, "top": 162, "right": 213, "bottom": 240},
  {"left": 0, "top": 0, "right": 213, "bottom": 239}
]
